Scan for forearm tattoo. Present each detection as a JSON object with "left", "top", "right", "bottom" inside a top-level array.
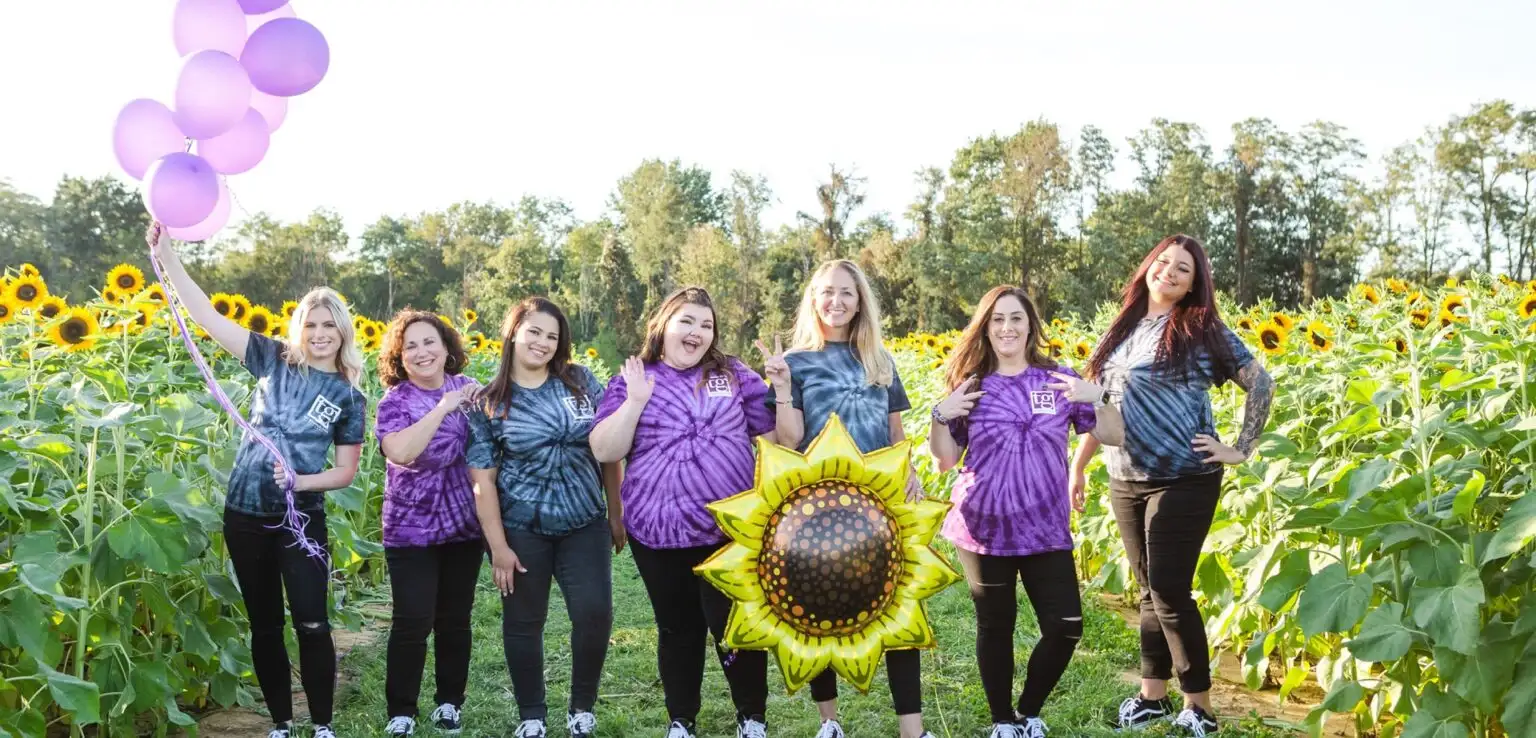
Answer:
[{"left": 1232, "top": 362, "right": 1275, "bottom": 457}]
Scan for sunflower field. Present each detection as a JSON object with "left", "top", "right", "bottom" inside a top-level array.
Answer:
[{"left": 3, "top": 260, "right": 1536, "bottom": 737}]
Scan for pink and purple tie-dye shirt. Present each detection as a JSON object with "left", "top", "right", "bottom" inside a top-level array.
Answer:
[
  {"left": 375, "top": 373, "right": 483, "bottom": 548},
  {"left": 941, "top": 366, "right": 1096, "bottom": 557}
]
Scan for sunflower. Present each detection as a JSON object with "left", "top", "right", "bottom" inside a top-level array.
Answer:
[
  {"left": 1047, "top": 338, "right": 1065, "bottom": 359},
  {"left": 584, "top": 347, "right": 599, "bottom": 359},
  {"left": 19, "top": 264, "right": 40, "bottom": 278},
  {"left": 1406, "top": 291, "right": 1426, "bottom": 305},
  {"left": 466, "top": 333, "right": 486, "bottom": 353},
  {"left": 1439, "top": 308, "right": 1466, "bottom": 328},
  {"left": 462, "top": 308, "right": 478, "bottom": 326},
  {"left": 1517, "top": 292, "right": 1536, "bottom": 321},
  {"left": 0, "top": 298, "right": 15, "bottom": 325},
  {"left": 1344, "top": 315, "right": 1359, "bottom": 331},
  {"left": 1303, "top": 322, "right": 1334, "bottom": 352},
  {"left": 139, "top": 283, "right": 168, "bottom": 306},
  {"left": 49, "top": 307, "right": 100, "bottom": 351},
  {"left": 1409, "top": 307, "right": 1431, "bottom": 329},
  {"left": 1385, "top": 278, "right": 1408, "bottom": 295},
  {"left": 245, "top": 306, "right": 277, "bottom": 337},
  {"left": 359, "top": 320, "right": 381, "bottom": 342},
  {"left": 1271, "top": 312, "right": 1295, "bottom": 331},
  {"left": 1440, "top": 294, "right": 1467, "bottom": 323},
  {"left": 229, "top": 294, "right": 251, "bottom": 323},
  {"left": 280, "top": 300, "right": 298, "bottom": 322},
  {"left": 486, "top": 339, "right": 503, "bottom": 355},
  {"left": 1355, "top": 284, "right": 1381, "bottom": 305},
  {"left": 1050, "top": 318, "right": 1067, "bottom": 332},
  {"left": 101, "top": 286, "right": 130, "bottom": 305},
  {"left": 37, "top": 296, "right": 67, "bottom": 321},
  {"left": 1527, "top": 280, "right": 1536, "bottom": 294},
  {"left": 128, "top": 303, "right": 158, "bottom": 333},
  {"left": 1392, "top": 337, "right": 1408, "bottom": 354},
  {"left": 1445, "top": 277, "right": 1459, "bottom": 288},
  {"left": 1317, "top": 300, "right": 1334, "bottom": 314},
  {"left": 693, "top": 415, "right": 959, "bottom": 693},
  {"left": 1236, "top": 316, "right": 1256, "bottom": 332},
  {"left": 210, "top": 293, "right": 235, "bottom": 319},
  {"left": 438, "top": 314, "right": 456, "bottom": 329},
  {"left": 1072, "top": 341, "right": 1092, "bottom": 361},
  {"left": 1255, "top": 320, "right": 1287, "bottom": 355},
  {"left": 6, "top": 274, "right": 47, "bottom": 309},
  {"left": 105, "top": 264, "right": 145, "bottom": 295}
]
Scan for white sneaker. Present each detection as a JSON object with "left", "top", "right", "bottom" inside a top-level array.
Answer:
[
  {"left": 515, "top": 719, "right": 548, "bottom": 738},
  {"left": 267, "top": 727, "right": 291, "bottom": 738},
  {"left": 667, "top": 719, "right": 697, "bottom": 738},
  {"left": 313, "top": 726, "right": 337, "bottom": 738},
  {"left": 989, "top": 723, "right": 1023, "bottom": 738},
  {"left": 813, "top": 720, "right": 844, "bottom": 738},
  {"left": 567, "top": 711, "right": 597, "bottom": 738},
  {"left": 1019, "top": 717, "right": 1048, "bottom": 738},
  {"left": 1171, "top": 707, "right": 1219, "bottom": 737},
  {"left": 385, "top": 716, "right": 415, "bottom": 736},
  {"left": 737, "top": 716, "right": 767, "bottom": 738},
  {"left": 431, "top": 703, "right": 463, "bottom": 734}
]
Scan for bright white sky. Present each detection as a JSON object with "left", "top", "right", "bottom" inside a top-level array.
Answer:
[{"left": 2, "top": 0, "right": 1532, "bottom": 242}]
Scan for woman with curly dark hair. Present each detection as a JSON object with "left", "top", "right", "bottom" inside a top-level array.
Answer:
[{"left": 374, "top": 310, "right": 483, "bottom": 737}]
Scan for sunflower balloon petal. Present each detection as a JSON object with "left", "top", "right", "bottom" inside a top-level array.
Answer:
[{"left": 694, "top": 414, "right": 960, "bottom": 694}]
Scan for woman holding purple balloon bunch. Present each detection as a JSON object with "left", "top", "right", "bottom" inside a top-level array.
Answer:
[
  {"left": 928, "top": 286, "right": 1124, "bottom": 738},
  {"left": 589, "top": 287, "right": 775, "bottom": 738},
  {"left": 374, "top": 311, "right": 485, "bottom": 737}
]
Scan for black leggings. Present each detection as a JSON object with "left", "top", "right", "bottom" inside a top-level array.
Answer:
[
  {"left": 224, "top": 508, "right": 335, "bottom": 726},
  {"left": 384, "top": 539, "right": 484, "bottom": 719},
  {"left": 1109, "top": 470, "right": 1223, "bottom": 694},
  {"left": 807, "top": 649, "right": 923, "bottom": 716},
  {"left": 630, "top": 539, "right": 769, "bottom": 722},
  {"left": 957, "top": 548, "right": 1083, "bottom": 721}
]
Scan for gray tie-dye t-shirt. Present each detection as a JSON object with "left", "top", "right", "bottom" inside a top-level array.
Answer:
[
  {"left": 466, "top": 366, "right": 606, "bottom": 536},
  {"left": 771, "top": 342, "right": 911, "bottom": 454},
  {"left": 225, "top": 332, "right": 368, "bottom": 515}
]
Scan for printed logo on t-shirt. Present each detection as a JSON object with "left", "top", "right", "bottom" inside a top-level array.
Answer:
[
  {"left": 563, "top": 395, "right": 596, "bottom": 422},
  {"left": 705, "top": 373, "right": 733, "bottom": 398},
  {"left": 305, "top": 395, "right": 342, "bottom": 429},
  {"left": 1029, "top": 390, "right": 1057, "bottom": 415}
]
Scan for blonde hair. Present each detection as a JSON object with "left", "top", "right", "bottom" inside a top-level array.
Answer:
[
  {"left": 789, "top": 260, "right": 894, "bottom": 386},
  {"left": 283, "top": 287, "right": 364, "bottom": 387}
]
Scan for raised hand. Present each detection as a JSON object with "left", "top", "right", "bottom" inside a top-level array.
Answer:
[
  {"left": 620, "top": 356, "right": 654, "bottom": 406},
  {"left": 1045, "top": 371, "right": 1105, "bottom": 404},
  {"left": 754, "top": 335, "right": 792, "bottom": 396},
  {"left": 933, "top": 376, "right": 985, "bottom": 421},
  {"left": 436, "top": 388, "right": 470, "bottom": 414}
]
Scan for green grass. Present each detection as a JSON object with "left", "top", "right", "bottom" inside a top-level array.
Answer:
[{"left": 317, "top": 548, "right": 1295, "bottom": 737}]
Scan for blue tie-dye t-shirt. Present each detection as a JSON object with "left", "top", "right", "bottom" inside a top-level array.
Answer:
[
  {"left": 226, "top": 332, "right": 368, "bottom": 516},
  {"left": 770, "top": 342, "right": 911, "bottom": 453},
  {"left": 466, "top": 366, "right": 606, "bottom": 536},
  {"left": 1098, "top": 313, "right": 1255, "bottom": 481}
]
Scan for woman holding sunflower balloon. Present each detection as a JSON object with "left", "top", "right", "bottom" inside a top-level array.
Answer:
[
  {"left": 147, "top": 224, "right": 368, "bottom": 738},
  {"left": 1073, "top": 234, "right": 1275, "bottom": 737}
]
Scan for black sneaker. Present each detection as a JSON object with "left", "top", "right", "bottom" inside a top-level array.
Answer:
[
  {"left": 514, "top": 719, "right": 547, "bottom": 738},
  {"left": 736, "top": 715, "right": 766, "bottom": 738},
  {"left": 431, "top": 703, "right": 462, "bottom": 735},
  {"left": 384, "top": 715, "right": 415, "bottom": 736},
  {"left": 666, "top": 719, "right": 697, "bottom": 738},
  {"left": 1171, "top": 706, "right": 1219, "bottom": 736},
  {"left": 1116, "top": 695, "right": 1175, "bottom": 730},
  {"left": 567, "top": 710, "right": 597, "bottom": 738}
]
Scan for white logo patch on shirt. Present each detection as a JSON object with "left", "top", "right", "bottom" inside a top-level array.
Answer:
[
  {"left": 563, "top": 396, "right": 596, "bottom": 422},
  {"left": 1029, "top": 390, "right": 1058, "bottom": 415},
  {"left": 305, "top": 395, "right": 342, "bottom": 429},
  {"left": 705, "top": 373, "right": 733, "bottom": 398}
]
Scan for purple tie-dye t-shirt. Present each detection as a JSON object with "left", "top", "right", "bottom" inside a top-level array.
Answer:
[
  {"left": 941, "top": 366, "right": 1097, "bottom": 556},
  {"left": 375, "top": 373, "right": 483, "bottom": 548},
  {"left": 593, "top": 358, "right": 775, "bottom": 549}
]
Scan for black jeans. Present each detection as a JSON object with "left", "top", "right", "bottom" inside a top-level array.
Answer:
[
  {"left": 1109, "top": 470, "right": 1223, "bottom": 694},
  {"left": 630, "top": 539, "right": 769, "bottom": 723},
  {"left": 224, "top": 508, "right": 335, "bottom": 726},
  {"left": 500, "top": 520, "right": 613, "bottom": 721},
  {"left": 957, "top": 548, "right": 1083, "bottom": 721},
  {"left": 384, "top": 539, "right": 484, "bottom": 719},
  {"left": 807, "top": 650, "right": 923, "bottom": 716}
]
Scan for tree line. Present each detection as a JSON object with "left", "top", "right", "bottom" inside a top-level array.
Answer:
[{"left": 4, "top": 99, "right": 1533, "bottom": 359}]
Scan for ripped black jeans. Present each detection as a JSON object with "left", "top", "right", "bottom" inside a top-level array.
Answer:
[
  {"left": 225, "top": 508, "right": 336, "bottom": 726},
  {"left": 957, "top": 548, "right": 1083, "bottom": 722}
]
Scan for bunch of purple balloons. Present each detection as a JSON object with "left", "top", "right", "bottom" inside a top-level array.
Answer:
[{"left": 113, "top": 0, "right": 329, "bottom": 240}]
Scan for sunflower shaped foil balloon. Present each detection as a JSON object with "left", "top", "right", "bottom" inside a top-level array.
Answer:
[{"left": 694, "top": 414, "right": 961, "bottom": 693}]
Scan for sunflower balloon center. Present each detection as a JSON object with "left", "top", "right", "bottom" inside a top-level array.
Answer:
[{"left": 758, "top": 481, "right": 902, "bottom": 636}]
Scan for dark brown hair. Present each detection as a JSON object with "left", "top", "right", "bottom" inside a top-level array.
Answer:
[
  {"left": 944, "top": 285, "right": 1054, "bottom": 391},
  {"left": 1085, "top": 234, "right": 1238, "bottom": 384},
  {"left": 639, "top": 286, "right": 735, "bottom": 390},
  {"left": 480, "top": 297, "right": 585, "bottom": 418},
  {"left": 377, "top": 310, "right": 469, "bottom": 387}
]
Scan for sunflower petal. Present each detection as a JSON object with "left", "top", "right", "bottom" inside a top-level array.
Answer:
[
  {"left": 693, "top": 543, "right": 765, "bottom": 603},
  {"left": 706, "top": 490, "right": 769, "bottom": 549},
  {"left": 774, "top": 633, "right": 835, "bottom": 694},
  {"left": 826, "top": 630, "right": 885, "bottom": 693},
  {"left": 875, "top": 598, "right": 938, "bottom": 649},
  {"left": 900, "top": 544, "right": 962, "bottom": 600},
  {"left": 894, "top": 498, "right": 950, "bottom": 545}
]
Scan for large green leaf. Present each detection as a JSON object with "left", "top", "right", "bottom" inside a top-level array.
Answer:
[
  {"left": 37, "top": 661, "right": 100, "bottom": 726},
  {"left": 1322, "top": 679, "right": 1366, "bottom": 712},
  {"left": 1297, "top": 562, "right": 1372, "bottom": 636},
  {"left": 1345, "top": 457, "right": 1396, "bottom": 509},
  {"left": 1451, "top": 470, "right": 1486, "bottom": 521},
  {"left": 1346, "top": 602, "right": 1415, "bottom": 663},
  {"left": 1258, "top": 550, "right": 1313, "bottom": 612},
  {"left": 128, "top": 661, "right": 169, "bottom": 713},
  {"left": 1328, "top": 503, "right": 1410, "bottom": 537},
  {"left": 1502, "top": 646, "right": 1536, "bottom": 738},
  {"left": 1400, "top": 710, "right": 1470, "bottom": 738},
  {"left": 1434, "top": 618, "right": 1523, "bottom": 714},
  {"left": 105, "top": 512, "right": 189, "bottom": 573},
  {"left": 1409, "top": 568, "right": 1486, "bottom": 655},
  {"left": 1483, "top": 491, "right": 1536, "bottom": 564},
  {"left": 1408, "top": 541, "right": 1466, "bottom": 587},
  {"left": 3, "top": 593, "right": 62, "bottom": 666}
]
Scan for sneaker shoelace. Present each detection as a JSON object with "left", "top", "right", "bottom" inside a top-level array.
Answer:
[
  {"left": 666, "top": 720, "right": 695, "bottom": 738},
  {"left": 432, "top": 703, "right": 460, "bottom": 724},
  {"left": 568, "top": 712, "right": 597, "bottom": 735},
  {"left": 385, "top": 716, "right": 414, "bottom": 734},
  {"left": 267, "top": 730, "right": 290, "bottom": 738},
  {"left": 515, "top": 720, "right": 546, "bottom": 738},
  {"left": 815, "top": 720, "right": 844, "bottom": 738},
  {"left": 1021, "top": 717, "right": 1047, "bottom": 738},
  {"left": 738, "top": 718, "right": 766, "bottom": 738},
  {"left": 1172, "top": 709, "right": 1211, "bottom": 737},
  {"left": 313, "top": 727, "right": 337, "bottom": 738}
]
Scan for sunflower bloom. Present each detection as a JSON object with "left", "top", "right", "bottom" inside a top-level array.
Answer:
[
  {"left": 1406, "top": 291, "right": 1426, "bottom": 306},
  {"left": 1047, "top": 338, "right": 1065, "bottom": 359},
  {"left": 1256, "top": 321, "right": 1287, "bottom": 355},
  {"left": 210, "top": 293, "right": 235, "bottom": 319},
  {"left": 584, "top": 347, "right": 599, "bottom": 359},
  {"left": 1271, "top": 313, "right": 1295, "bottom": 331},
  {"left": 280, "top": 300, "right": 298, "bottom": 322},
  {"left": 19, "top": 264, "right": 40, "bottom": 278},
  {"left": 1304, "top": 322, "right": 1334, "bottom": 352},
  {"left": 0, "top": 298, "right": 15, "bottom": 325},
  {"left": 245, "top": 306, "right": 277, "bottom": 337},
  {"left": 1440, "top": 294, "right": 1467, "bottom": 326},
  {"left": 1392, "top": 337, "right": 1408, "bottom": 354},
  {"left": 6, "top": 274, "right": 47, "bottom": 309},
  {"left": 462, "top": 308, "right": 478, "bottom": 326},
  {"left": 106, "top": 264, "right": 146, "bottom": 295},
  {"left": 37, "top": 296, "right": 67, "bottom": 321},
  {"left": 101, "top": 286, "right": 130, "bottom": 305},
  {"left": 230, "top": 294, "right": 252, "bottom": 323},
  {"left": 129, "top": 303, "right": 158, "bottom": 333},
  {"left": 1236, "top": 316, "right": 1256, "bottom": 332},
  {"left": 1355, "top": 284, "right": 1381, "bottom": 305},
  {"left": 1385, "top": 278, "right": 1408, "bottom": 295},
  {"left": 1517, "top": 292, "right": 1536, "bottom": 321},
  {"left": 1344, "top": 315, "right": 1359, "bottom": 331},
  {"left": 139, "top": 283, "right": 168, "bottom": 306},
  {"left": 1072, "top": 341, "right": 1092, "bottom": 361},
  {"left": 1409, "top": 307, "right": 1431, "bottom": 329},
  {"left": 50, "top": 307, "right": 100, "bottom": 351},
  {"left": 1445, "top": 277, "right": 1459, "bottom": 288}
]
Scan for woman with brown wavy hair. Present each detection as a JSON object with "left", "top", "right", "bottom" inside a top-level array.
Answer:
[
  {"left": 374, "top": 310, "right": 482, "bottom": 736},
  {"left": 1075, "top": 235, "right": 1275, "bottom": 736}
]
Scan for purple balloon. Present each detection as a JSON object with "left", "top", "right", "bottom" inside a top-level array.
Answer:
[
  {"left": 197, "top": 109, "right": 269, "bottom": 174},
  {"left": 145, "top": 153, "right": 220, "bottom": 228},
  {"left": 241, "top": 18, "right": 329, "bottom": 97},
  {"left": 113, "top": 99, "right": 187, "bottom": 180},
  {"left": 167, "top": 176, "right": 232, "bottom": 242},
  {"left": 249, "top": 89, "right": 288, "bottom": 131},
  {"left": 173, "top": 50, "right": 253, "bottom": 139},
  {"left": 245, "top": 2, "right": 295, "bottom": 35},
  {"left": 237, "top": 0, "right": 287, "bottom": 13},
  {"left": 173, "top": 0, "right": 247, "bottom": 57}
]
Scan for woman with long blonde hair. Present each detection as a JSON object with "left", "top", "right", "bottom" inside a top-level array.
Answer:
[
  {"left": 760, "top": 259, "right": 932, "bottom": 738},
  {"left": 150, "top": 226, "right": 367, "bottom": 738}
]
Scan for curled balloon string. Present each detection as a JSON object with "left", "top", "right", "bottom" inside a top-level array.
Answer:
[{"left": 145, "top": 221, "right": 330, "bottom": 567}]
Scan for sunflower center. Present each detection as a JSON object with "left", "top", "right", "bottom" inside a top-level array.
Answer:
[
  {"left": 249, "top": 316, "right": 269, "bottom": 333},
  {"left": 1261, "top": 331, "right": 1280, "bottom": 350},
  {"left": 758, "top": 480, "right": 903, "bottom": 637},
  {"left": 116, "top": 275, "right": 135, "bottom": 289},
  {"left": 1311, "top": 332, "right": 1327, "bottom": 348},
  {"left": 41, "top": 304, "right": 60, "bottom": 319},
  {"left": 61, "top": 319, "right": 88, "bottom": 344},
  {"left": 17, "top": 285, "right": 38, "bottom": 302}
]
